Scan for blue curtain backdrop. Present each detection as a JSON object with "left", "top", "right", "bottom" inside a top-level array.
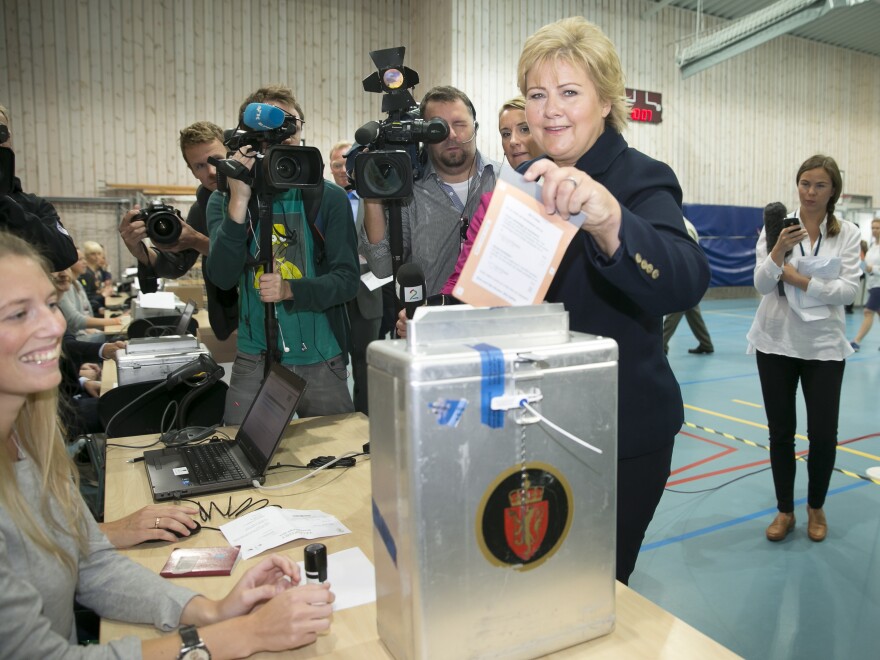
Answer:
[{"left": 683, "top": 204, "right": 764, "bottom": 287}]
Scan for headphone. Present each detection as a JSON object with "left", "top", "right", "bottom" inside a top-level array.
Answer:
[{"left": 461, "top": 121, "right": 479, "bottom": 144}]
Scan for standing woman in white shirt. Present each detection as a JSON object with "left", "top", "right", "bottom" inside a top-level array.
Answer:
[{"left": 747, "top": 155, "right": 861, "bottom": 543}]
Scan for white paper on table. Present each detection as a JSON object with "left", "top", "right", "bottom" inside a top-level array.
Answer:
[
  {"left": 296, "top": 546, "right": 376, "bottom": 612},
  {"left": 220, "top": 508, "right": 351, "bottom": 560},
  {"left": 361, "top": 270, "right": 393, "bottom": 292},
  {"left": 137, "top": 291, "right": 178, "bottom": 309}
]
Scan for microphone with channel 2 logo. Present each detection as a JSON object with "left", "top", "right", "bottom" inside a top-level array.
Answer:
[{"left": 396, "top": 263, "right": 426, "bottom": 319}]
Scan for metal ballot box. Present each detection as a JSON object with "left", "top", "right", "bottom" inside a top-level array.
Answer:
[
  {"left": 367, "top": 304, "right": 617, "bottom": 660},
  {"left": 116, "top": 344, "right": 211, "bottom": 386}
]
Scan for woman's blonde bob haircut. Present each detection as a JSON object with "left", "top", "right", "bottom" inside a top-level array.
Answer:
[{"left": 517, "top": 16, "right": 629, "bottom": 134}]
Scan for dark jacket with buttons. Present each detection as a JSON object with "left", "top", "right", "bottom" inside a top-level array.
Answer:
[{"left": 542, "top": 129, "right": 710, "bottom": 459}]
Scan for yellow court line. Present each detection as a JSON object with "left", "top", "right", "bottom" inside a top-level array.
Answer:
[
  {"left": 683, "top": 403, "right": 880, "bottom": 461},
  {"left": 732, "top": 399, "right": 764, "bottom": 409}
]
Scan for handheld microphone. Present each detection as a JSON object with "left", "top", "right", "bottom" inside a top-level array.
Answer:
[
  {"left": 354, "top": 121, "right": 381, "bottom": 146},
  {"left": 763, "top": 202, "right": 788, "bottom": 252},
  {"left": 242, "top": 103, "right": 287, "bottom": 131},
  {"left": 396, "top": 263, "right": 426, "bottom": 319}
]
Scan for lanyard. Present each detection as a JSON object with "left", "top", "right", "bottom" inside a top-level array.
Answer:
[{"left": 799, "top": 233, "right": 822, "bottom": 257}]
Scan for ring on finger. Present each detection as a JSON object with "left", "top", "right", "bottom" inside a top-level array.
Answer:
[
  {"left": 564, "top": 176, "right": 579, "bottom": 189},
  {"left": 154, "top": 517, "right": 160, "bottom": 529}
]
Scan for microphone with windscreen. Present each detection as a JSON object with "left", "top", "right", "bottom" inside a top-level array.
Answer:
[
  {"left": 763, "top": 202, "right": 788, "bottom": 252},
  {"left": 396, "top": 263, "right": 426, "bottom": 320},
  {"left": 241, "top": 103, "right": 287, "bottom": 131}
]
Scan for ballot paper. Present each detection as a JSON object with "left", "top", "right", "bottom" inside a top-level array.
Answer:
[
  {"left": 453, "top": 167, "right": 580, "bottom": 307},
  {"left": 220, "top": 508, "right": 350, "bottom": 560}
]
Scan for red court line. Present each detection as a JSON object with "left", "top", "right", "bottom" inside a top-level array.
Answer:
[
  {"left": 669, "top": 429, "right": 880, "bottom": 487},
  {"left": 671, "top": 432, "right": 736, "bottom": 476}
]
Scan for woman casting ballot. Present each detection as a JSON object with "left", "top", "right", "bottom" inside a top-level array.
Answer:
[
  {"left": 0, "top": 230, "right": 333, "bottom": 658},
  {"left": 408, "top": 17, "right": 709, "bottom": 583}
]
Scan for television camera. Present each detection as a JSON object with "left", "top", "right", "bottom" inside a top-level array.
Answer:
[
  {"left": 348, "top": 46, "right": 449, "bottom": 200},
  {"left": 210, "top": 103, "right": 324, "bottom": 195}
]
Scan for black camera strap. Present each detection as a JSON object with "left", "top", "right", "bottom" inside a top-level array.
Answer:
[{"left": 301, "top": 185, "right": 326, "bottom": 264}]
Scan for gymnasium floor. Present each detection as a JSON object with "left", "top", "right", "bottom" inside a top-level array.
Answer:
[{"left": 631, "top": 297, "right": 879, "bottom": 660}]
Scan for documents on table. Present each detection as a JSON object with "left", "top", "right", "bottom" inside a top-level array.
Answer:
[
  {"left": 296, "top": 546, "right": 376, "bottom": 611},
  {"left": 220, "top": 508, "right": 350, "bottom": 560},
  {"left": 453, "top": 167, "right": 579, "bottom": 307}
]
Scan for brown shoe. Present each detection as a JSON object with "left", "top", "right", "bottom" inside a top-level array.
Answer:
[
  {"left": 807, "top": 506, "right": 827, "bottom": 542},
  {"left": 766, "top": 512, "right": 795, "bottom": 541}
]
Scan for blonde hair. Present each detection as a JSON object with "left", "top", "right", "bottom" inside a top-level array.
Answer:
[
  {"left": 329, "top": 141, "right": 352, "bottom": 157},
  {"left": 517, "top": 16, "right": 629, "bottom": 134},
  {"left": 0, "top": 103, "right": 9, "bottom": 126},
  {"left": 0, "top": 231, "right": 89, "bottom": 575},
  {"left": 179, "top": 120, "right": 224, "bottom": 163},
  {"left": 499, "top": 96, "right": 526, "bottom": 117},
  {"left": 81, "top": 240, "right": 103, "bottom": 259}
]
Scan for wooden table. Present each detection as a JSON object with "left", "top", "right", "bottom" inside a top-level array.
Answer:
[{"left": 100, "top": 414, "right": 741, "bottom": 659}]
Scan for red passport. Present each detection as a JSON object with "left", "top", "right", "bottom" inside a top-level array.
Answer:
[{"left": 160, "top": 546, "right": 241, "bottom": 577}]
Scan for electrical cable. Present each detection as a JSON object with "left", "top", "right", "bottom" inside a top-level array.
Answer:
[
  {"left": 664, "top": 466, "right": 773, "bottom": 494},
  {"left": 252, "top": 451, "right": 360, "bottom": 490}
]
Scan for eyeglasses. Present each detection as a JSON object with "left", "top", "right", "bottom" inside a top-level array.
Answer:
[{"left": 52, "top": 275, "right": 72, "bottom": 283}]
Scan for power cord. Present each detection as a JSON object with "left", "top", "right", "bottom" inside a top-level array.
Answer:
[
  {"left": 252, "top": 451, "right": 362, "bottom": 490},
  {"left": 664, "top": 466, "right": 772, "bottom": 494},
  {"left": 180, "top": 496, "right": 277, "bottom": 531}
]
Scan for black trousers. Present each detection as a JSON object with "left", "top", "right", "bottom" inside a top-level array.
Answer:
[
  {"left": 755, "top": 351, "right": 845, "bottom": 512},
  {"left": 617, "top": 442, "right": 674, "bottom": 584}
]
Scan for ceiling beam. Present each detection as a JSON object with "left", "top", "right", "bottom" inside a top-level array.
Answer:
[{"left": 676, "top": 0, "right": 871, "bottom": 78}]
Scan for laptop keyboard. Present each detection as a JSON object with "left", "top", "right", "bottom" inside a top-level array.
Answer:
[{"left": 182, "top": 443, "right": 246, "bottom": 483}]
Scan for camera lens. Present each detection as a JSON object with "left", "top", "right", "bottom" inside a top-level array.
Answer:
[
  {"left": 273, "top": 156, "right": 300, "bottom": 183},
  {"left": 146, "top": 211, "right": 182, "bottom": 245},
  {"left": 357, "top": 153, "right": 412, "bottom": 199}
]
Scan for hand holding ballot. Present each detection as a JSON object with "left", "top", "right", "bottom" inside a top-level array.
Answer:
[{"left": 452, "top": 168, "right": 580, "bottom": 307}]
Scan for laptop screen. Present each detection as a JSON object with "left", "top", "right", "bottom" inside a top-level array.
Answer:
[
  {"left": 236, "top": 363, "right": 307, "bottom": 474},
  {"left": 174, "top": 300, "right": 197, "bottom": 335}
]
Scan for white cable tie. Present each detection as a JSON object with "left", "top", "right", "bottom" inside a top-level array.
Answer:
[
  {"left": 522, "top": 402, "right": 603, "bottom": 455},
  {"left": 252, "top": 451, "right": 359, "bottom": 490}
]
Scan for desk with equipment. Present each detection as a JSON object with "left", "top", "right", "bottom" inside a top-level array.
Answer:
[{"left": 100, "top": 413, "right": 739, "bottom": 659}]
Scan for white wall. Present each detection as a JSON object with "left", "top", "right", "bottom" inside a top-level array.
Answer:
[{"left": 2, "top": 0, "right": 878, "bottom": 271}]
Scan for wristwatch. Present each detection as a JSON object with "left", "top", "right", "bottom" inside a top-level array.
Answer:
[{"left": 177, "top": 625, "right": 211, "bottom": 660}]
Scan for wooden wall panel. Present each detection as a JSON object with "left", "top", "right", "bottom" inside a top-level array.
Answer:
[{"left": 1, "top": 0, "right": 878, "bottom": 275}]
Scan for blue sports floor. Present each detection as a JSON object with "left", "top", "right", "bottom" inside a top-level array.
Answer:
[{"left": 630, "top": 297, "right": 880, "bottom": 660}]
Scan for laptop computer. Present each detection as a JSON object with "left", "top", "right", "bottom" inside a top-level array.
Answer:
[
  {"left": 143, "top": 363, "right": 307, "bottom": 501},
  {"left": 127, "top": 299, "right": 198, "bottom": 354}
]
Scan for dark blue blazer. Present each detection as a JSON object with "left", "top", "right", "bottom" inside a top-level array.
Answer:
[{"left": 540, "top": 130, "right": 710, "bottom": 459}]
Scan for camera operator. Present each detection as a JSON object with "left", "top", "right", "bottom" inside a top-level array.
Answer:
[
  {"left": 206, "top": 85, "right": 360, "bottom": 424},
  {"left": 359, "top": 86, "right": 499, "bottom": 296},
  {"left": 0, "top": 103, "right": 78, "bottom": 271},
  {"left": 117, "top": 121, "right": 244, "bottom": 338}
]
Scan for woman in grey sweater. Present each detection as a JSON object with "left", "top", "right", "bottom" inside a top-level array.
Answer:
[{"left": 0, "top": 230, "right": 334, "bottom": 659}]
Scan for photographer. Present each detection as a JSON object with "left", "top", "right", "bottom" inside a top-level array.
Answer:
[
  {"left": 118, "top": 121, "right": 238, "bottom": 338},
  {"left": 359, "top": 86, "right": 499, "bottom": 296},
  {"left": 0, "top": 103, "right": 78, "bottom": 271},
  {"left": 206, "top": 85, "right": 360, "bottom": 423}
]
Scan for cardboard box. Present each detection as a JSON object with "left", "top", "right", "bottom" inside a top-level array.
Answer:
[
  {"left": 197, "top": 327, "right": 238, "bottom": 364},
  {"left": 164, "top": 282, "right": 206, "bottom": 308}
]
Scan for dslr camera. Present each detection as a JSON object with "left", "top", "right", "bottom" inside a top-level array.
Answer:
[
  {"left": 134, "top": 201, "right": 184, "bottom": 245},
  {"left": 348, "top": 46, "right": 449, "bottom": 199},
  {"left": 211, "top": 105, "right": 323, "bottom": 196}
]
